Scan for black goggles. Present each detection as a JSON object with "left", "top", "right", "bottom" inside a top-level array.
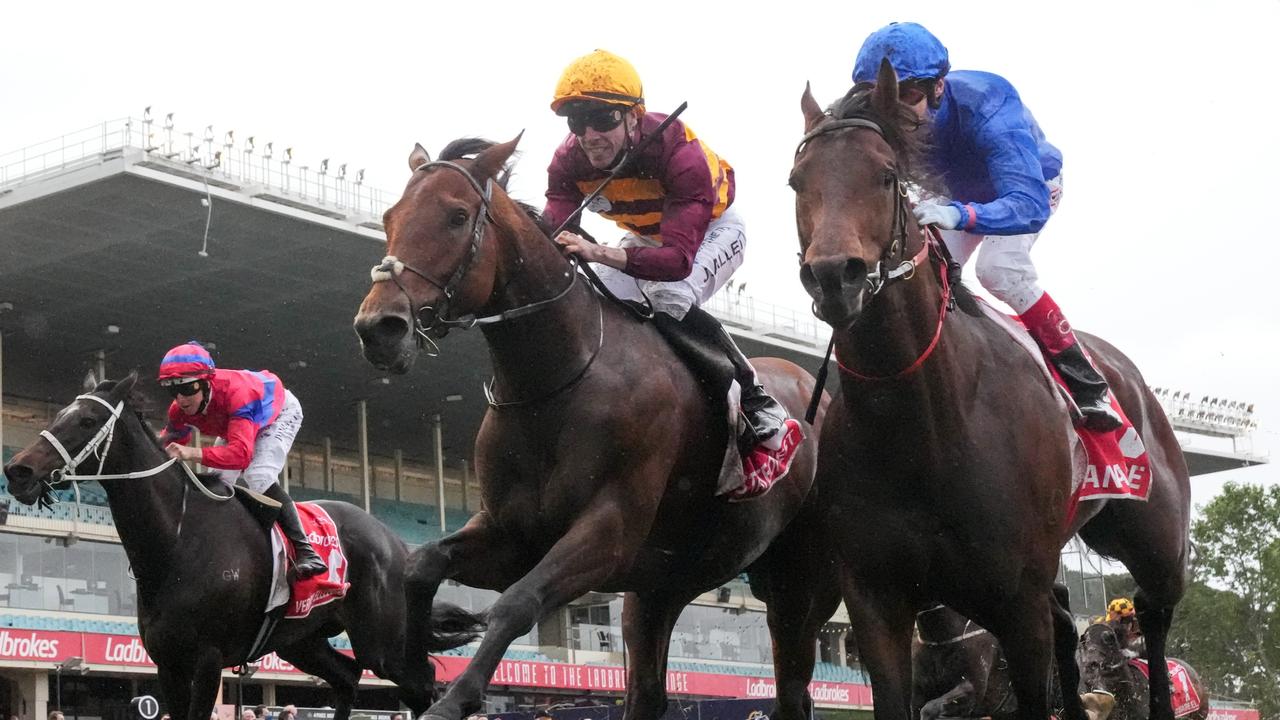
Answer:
[
  {"left": 167, "top": 382, "right": 203, "bottom": 398},
  {"left": 567, "top": 108, "right": 625, "bottom": 137}
]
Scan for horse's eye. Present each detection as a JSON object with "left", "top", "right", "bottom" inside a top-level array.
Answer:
[
  {"left": 449, "top": 209, "right": 468, "bottom": 228},
  {"left": 79, "top": 416, "right": 97, "bottom": 429},
  {"left": 882, "top": 171, "right": 896, "bottom": 189},
  {"left": 1103, "top": 633, "right": 1115, "bottom": 645}
]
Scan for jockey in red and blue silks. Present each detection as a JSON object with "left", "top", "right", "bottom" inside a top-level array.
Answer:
[
  {"left": 157, "top": 342, "right": 326, "bottom": 578},
  {"left": 853, "top": 22, "right": 1122, "bottom": 431}
]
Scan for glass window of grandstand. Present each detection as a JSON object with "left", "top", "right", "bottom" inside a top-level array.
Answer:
[
  {"left": 569, "top": 603, "right": 618, "bottom": 652},
  {"left": 0, "top": 535, "right": 135, "bottom": 615}
]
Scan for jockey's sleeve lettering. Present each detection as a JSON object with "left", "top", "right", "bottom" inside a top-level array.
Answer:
[{"left": 543, "top": 113, "right": 734, "bottom": 281}]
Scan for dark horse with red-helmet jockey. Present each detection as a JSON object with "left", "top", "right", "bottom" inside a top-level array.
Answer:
[
  {"left": 3, "top": 372, "right": 482, "bottom": 720},
  {"left": 353, "top": 137, "right": 832, "bottom": 720},
  {"left": 789, "top": 60, "right": 1190, "bottom": 720}
]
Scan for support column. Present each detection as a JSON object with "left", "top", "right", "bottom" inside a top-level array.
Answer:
[
  {"left": 323, "top": 437, "right": 333, "bottom": 492},
  {"left": 1, "top": 330, "right": 5, "bottom": 459},
  {"left": 394, "top": 449, "right": 403, "bottom": 502},
  {"left": 358, "top": 400, "right": 371, "bottom": 513},
  {"left": 95, "top": 349, "right": 106, "bottom": 381},
  {"left": 836, "top": 630, "right": 848, "bottom": 668},
  {"left": 433, "top": 414, "right": 446, "bottom": 534},
  {"left": 460, "top": 459, "right": 469, "bottom": 512}
]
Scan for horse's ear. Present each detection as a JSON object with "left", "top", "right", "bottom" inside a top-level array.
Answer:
[
  {"left": 82, "top": 371, "right": 98, "bottom": 394},
  {"left": 472, "top": 132, "right": 523, "bottom": 183},
  {"left": 871, "top": 57, "right": 900, "bottom": 118},
  {"left": 408, "top": 143, "right": 431, "bottom": 171},
  {"left": 111, "top": 370, "right": 139, "bottom": 401},
  {"left": 801, "top": 82, "right": 825, "bottom": 132}
]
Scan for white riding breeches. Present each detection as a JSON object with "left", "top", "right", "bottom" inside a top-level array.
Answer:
[
  {"left": 938, "top": 176, "right": 1062, "bottom": 314},
  {"left": 592, "top": 205, "right": 746, "bottom": 320},
  {"left": 212, "top": 390, "right": 303, "bottom": 493}
]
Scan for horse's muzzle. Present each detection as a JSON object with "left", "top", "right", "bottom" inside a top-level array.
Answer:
[
  {"left": 353, "top": 312, "right": 417, "bottom": 374},
  {"left": 2, "top": 459, "right": 47, "bottom": 506},
  {"left": 800, "top": 255, "right": 868, "bottom": 331}
]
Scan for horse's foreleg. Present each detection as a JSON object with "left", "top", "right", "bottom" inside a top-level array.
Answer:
[
  {"left": 156, "top": 662, "right": 192, "bottom": 720},
  {"left": 186, "top": 646, "right": 224, "bottom": 720},
  {"left": 1134, "top": 592, "right": 1177, "bottom": 720},
  {"left": 277, "top": 640, "right": 362, "bottom": 720},
  {"left": 1051, "top": 584, "right": 1087, "bottom": 720},
  {"left": 404, "top": 512, "right": 530, "bottom": 671},
  {"left": 620, "top": 590, "right": 694, "bottom": 720},
  {"left": 991, "top": 593, "right": 1054, "bottom": 720},
  {"left": 842, "top": 577, "right": 917, "bottom": 720},
  {"left": 423, "top": 510, "right": 625, "bottom": 720},
  {"left": 757, "top": 553, "right": 842, "bottom": 720}
]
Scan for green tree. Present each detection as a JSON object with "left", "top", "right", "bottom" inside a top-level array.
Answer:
[{"left": 1188, "top": 481, "right": 1280, "bottom": 718}]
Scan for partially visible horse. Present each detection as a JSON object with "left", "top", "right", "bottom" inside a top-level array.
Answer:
[
  {"left": 1079, "top": 622, "right": 1208, "bottom": 720},
  {"left": 790, "top": 59, "right": 1190, "bottom": 720},
  {"left": 353, "top": 137, "right": 834, "bottom": 720},
  {"left": 2, "top": 372, "right": 481, "bottom": 720},
  {"left": 913, "top": 606, "right": 1014, "bottom": 720}
]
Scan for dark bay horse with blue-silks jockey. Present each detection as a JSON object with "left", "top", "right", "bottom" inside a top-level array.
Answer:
[
  {"left": 2, "top": 372, "right": 482, "bottom": 720},
  {"left": 790, "top": 60, "right": 1190, "bottom": 720},
  {"left": 353, "top": 137, "right": 834, "bottom": 720}
]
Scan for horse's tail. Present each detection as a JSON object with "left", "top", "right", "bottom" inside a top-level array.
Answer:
[{"left": 424, "top": 602, "right": 486, "bottom": 652}]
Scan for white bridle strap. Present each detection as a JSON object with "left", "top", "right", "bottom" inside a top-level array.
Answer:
[
  {"left": 40, "top": 395, "right": 124, "bottom": 473},
  {"left": 36, "top": 395, "right": 231, "bottom": 500}
]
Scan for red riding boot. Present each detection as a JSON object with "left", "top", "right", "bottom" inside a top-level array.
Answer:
[{"left": 1018, "top": 293, "right": 1122, "bottom": 432}]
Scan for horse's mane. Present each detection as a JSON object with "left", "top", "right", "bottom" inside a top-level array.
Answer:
[
  {"left": 437, "top": 137, "right": 594, "bottom": 242},
  {"left": 828, "top": 85, "right": 980, "bottom": 315}
]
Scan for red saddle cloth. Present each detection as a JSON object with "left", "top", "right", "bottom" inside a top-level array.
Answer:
[
  {"left": 1002, "top": 313, "right": 1152, "bottom": 518},
  {"left": 1130, "top": 658, "right": 1203, "bottom": 718},
  {"left": 271, "top": 503, "right": 350, "bottom": 619}
]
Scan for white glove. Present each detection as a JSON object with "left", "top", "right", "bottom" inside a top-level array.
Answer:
[{"left": 913, "top": 202, "right": 963, "bottom": 230}]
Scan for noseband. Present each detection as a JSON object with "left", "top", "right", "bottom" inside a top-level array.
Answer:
[{"left": 370, "top": 160, "right": 577, "bottom": 354}]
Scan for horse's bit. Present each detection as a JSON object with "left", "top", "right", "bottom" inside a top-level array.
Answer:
[{"left": 370, "top": 160, "right": 578, "bottom": 355}]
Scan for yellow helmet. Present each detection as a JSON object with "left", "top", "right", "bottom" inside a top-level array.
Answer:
[
  {"left": 551, "top": 49, "right": 645, "bottom": 115},
  {"left": 1106, "top": 598, "right": 1136, "bottom": 621}
]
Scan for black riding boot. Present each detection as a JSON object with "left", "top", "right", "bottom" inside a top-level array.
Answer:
[
  {"left": 1050, "top": 343, "right": 1123, "bottom": 432},
  {"left": 263, "top": 484, "right": 327, "bottom": 579},
  {"left": 652, "top": 307, "right": 789, "bottom": 453}
]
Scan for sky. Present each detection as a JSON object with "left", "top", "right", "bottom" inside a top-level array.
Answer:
[{"left": 2, "top": 0, "right": 1276, "bottom": 519}]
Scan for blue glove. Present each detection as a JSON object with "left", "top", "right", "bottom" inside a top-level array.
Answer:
[{"left": 913, "top": 202, "right": 963, "bottom": 230}]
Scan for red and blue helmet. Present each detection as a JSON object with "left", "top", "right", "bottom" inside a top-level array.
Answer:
[
  {"left": 158, "top": 342, "right": 215, "bottom": 385},
  {"left": 853, "top": 22, "right": 950, "bottom": 85}
]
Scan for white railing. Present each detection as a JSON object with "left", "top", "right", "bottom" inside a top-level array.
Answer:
[
  {"left": 704, "top": 290, "right": 827, "bottom": 347},
  {"left": 0, "top": 116, "right": 395, "bottom": 220}
]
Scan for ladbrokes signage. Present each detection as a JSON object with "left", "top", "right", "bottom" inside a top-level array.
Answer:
[{"left": 0, "top": 630, "right": 78, "bottom": 661}]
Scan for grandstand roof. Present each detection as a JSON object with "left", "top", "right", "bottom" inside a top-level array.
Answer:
[{"left": 0, "top": 122, "right": 823, "bottom": 463}]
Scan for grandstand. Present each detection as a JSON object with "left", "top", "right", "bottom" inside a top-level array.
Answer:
[{"left": 0, "top": 115, "right": 1265, "bottom": 720}]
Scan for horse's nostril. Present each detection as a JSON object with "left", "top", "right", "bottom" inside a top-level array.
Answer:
[
  {"left": 4, "top": 464, "right": 32, "bottom": 482},
  {"left": 356, "top": 314, "right": 410, "bottom": 347},
  {"left": 843, "top": 258, "right": 867, "bottom": 286}
]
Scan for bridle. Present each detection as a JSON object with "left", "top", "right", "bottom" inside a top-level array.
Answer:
[
  {"left": 371, "top": 159, "right": 604, "bottom": 407},
  {"left": 37, "top": 393, "right": 232, "bottom": 501},
  {"left": 794, "top": 115, "right": 953, "bottom": 383},
  {"left": 795, "top": 117, "right": 928, "bottom": 298},
  {"left": 370, "top": 160, "right": 579, "bottom": 355}
]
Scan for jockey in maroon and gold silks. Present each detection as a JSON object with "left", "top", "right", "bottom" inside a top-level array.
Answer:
[{"left": 542, "top": 112, "right": 735, "bottom": 283}]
